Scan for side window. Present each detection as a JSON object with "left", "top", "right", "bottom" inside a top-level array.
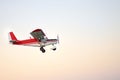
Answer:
[{"left": 39, "top": 31, "right": 44, "bottom": 40}]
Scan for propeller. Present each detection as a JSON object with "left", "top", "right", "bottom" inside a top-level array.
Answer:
[{"left": 57, "top": 35, "right": 59, "bottom": 44}]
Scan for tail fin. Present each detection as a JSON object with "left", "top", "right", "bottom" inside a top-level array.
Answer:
[{"left": 9, "top": 32, "right": 18, "bottom": 43}]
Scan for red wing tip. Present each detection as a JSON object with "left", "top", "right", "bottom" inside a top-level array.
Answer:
[{"left": 32, "top": 29, "right": 42, "bottom": 32}]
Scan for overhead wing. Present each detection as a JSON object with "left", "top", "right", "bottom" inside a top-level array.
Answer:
[{"left": 30, "top": 29, "right": 47, "bottom": 41}]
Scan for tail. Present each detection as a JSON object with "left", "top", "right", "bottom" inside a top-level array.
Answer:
[{"left": 9, "top": 32, "right": 18, "bottom": 43}]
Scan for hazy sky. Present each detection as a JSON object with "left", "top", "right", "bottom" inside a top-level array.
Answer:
[{"left": 0, "top": 0, "right": 120, "bottom": 80}]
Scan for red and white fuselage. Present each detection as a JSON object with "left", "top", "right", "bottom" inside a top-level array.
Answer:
[{"left": 9, "top": 29, "right": 59, "bottom": 53}]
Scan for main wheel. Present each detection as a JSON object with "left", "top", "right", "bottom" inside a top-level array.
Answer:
[
  {"left": 40, "top": 47, "right": 46, "bottom": 53},
  {"left": 42, "top": 49, "right": 45, "bottom": 53}
]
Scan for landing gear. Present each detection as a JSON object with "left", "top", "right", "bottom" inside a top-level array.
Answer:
[
  {"left": 40, "top": 47, "right": 45, "bottom": 53},
  {"left": 52, "top": 48, "right": 56, "bottom": 51},
  {"left": 51, "top": 45, "right": 56, "bottom": 51},
  {"left": 40, "top": 45, "right": 57, "bottom": 53}
]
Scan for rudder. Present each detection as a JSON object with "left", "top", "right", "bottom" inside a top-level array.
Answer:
[{"left": 9, "top": 32, "right": 18, "bottom": 41}]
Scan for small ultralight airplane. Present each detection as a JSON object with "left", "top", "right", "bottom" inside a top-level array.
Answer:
[{"left": 9, "top": 29, "right": 59, "bottom": 53}]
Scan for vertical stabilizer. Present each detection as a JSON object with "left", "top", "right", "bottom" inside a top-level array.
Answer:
[{"left": 9, "top": 32, "right": 18, "bottom": 42}]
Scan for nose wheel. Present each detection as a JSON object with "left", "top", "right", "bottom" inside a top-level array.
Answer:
[
  {"left": 40, "top": 47, "right": 46, "bottom": 53},
  {"left": 51, "top": 45, "right": 56, "bottom": 51},
  {"left": 52, "top": 48, "right": 56, "bottom": 51}
]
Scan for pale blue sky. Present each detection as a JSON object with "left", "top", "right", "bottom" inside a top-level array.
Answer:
[
  {"left": 0, "top": 0, "right": 120, "bottom": 80},
  {"left": 0, "top": 0, "right": 120, "bottom": 41}
]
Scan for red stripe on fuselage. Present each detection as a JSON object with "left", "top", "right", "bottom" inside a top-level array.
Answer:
[
  {"left": 13, "top": 38, "right": 57, "bottom": 45},
  {"left": 13, "top": 38, "right": 38, "bottom": 45}
]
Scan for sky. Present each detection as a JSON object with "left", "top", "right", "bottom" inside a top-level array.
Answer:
[{"left": 0, "top": 0, "right": 120, "bottom": 80}]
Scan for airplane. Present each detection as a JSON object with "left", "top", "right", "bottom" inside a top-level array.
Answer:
[{"left": 9, "top": 29, "right": 59, "bottom": 53}]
